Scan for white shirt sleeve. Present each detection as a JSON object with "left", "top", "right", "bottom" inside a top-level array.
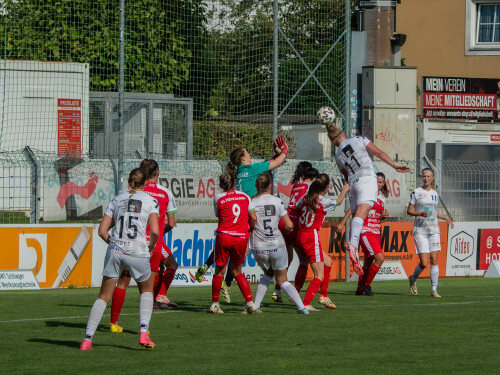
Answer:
[
  {"left": 278, "top": 200, "right": 287, "bottom": 217},
  {"left": 166, "top": 189, "right": 177, "bottom": 213}
]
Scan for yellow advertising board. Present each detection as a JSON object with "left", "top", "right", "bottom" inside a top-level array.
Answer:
[{"left": 0, "top": 225, "right": 93, "bottom": 288}]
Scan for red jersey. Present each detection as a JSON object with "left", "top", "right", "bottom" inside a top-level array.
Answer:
[
  {"left": 287, "top": 182, "right": 311, "bottom": 220},
  {"left": 214, "top": 190, "right": 255, "bottom": 239},
  {"left": 362, "top": 192, "right": 385, "bottom": 235},
  {"left": 144, "top": 181, "right": 177, "bottom": 249},
  {"left": 297, "top": 195, "right": 337, "bottom": 231}
]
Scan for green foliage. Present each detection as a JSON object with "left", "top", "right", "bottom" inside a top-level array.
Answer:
[
  {"left": 193, "top": 120, "right": 274, "bottom": 160},
  {"left": 0, "top": 0, "right": 205, "bottom": 93}
]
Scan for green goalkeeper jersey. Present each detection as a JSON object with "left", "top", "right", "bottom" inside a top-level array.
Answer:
[{"left": 236, "top": 162, "right": 270, "bottom": 197}]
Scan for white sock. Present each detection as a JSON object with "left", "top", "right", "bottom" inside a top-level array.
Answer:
[
  {"left": 274, "top": 288, "right": 281, "bottom": 296},
  {"left": 139, "top": 292, "right": 153, "bottom": 333},
  {"left": 411, "top": 264, "right": 425, "bottom": 280},
  {"left": 350, "top": 217, "right": 364, "bottom": 249},
  {"left": 281, "top": 281, "right": 305, "bottom": 311},
  {"left": 254, "top": 274, "right": 273, "bottom": 309},
  {"left": 430, "top": 265, "right": 439, "bottom": 291},
  {"left": 85, "top": 298, "right": 107, "bottom": 341}
]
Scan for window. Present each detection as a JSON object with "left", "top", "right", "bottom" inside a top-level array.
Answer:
[
  {"left": 477, "top": 4, "right": 500, "bottom": 43},
  {"left": 466, "top": 0, "right": 500, "bottom": 55}
]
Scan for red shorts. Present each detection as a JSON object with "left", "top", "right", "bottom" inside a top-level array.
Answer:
[
  {"left": 360, "top": 231, "right": 382, "bottom": 258},
  {"left": 296, "top": 229, "right": 324, "bottom": 264},
  {"left": 279, "top": 216, "right": 300, "bottom": 247},
  {"left": 149, "top": 241, "right": 173, "bottom": 272},
  {"left": 214, "top": 232, "right": 248, "bottom": 267}
]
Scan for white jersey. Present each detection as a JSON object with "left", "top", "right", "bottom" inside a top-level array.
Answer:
[
  {"left": 105, "top": 190, "right": 159, "bottom": 257},
  {"left": 251, "top": 194, "right": 287, "bottom": 250},
  {"left": 335, "top": 136, "right": 376, "bottom": 183},
  {"left": 408, "top": 187, "right": 440, "bottom": 235}
]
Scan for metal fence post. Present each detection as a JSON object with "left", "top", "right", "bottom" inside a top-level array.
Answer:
[
  {"left": 117, "top": 0, "right": 125, "bottom": 194},
  {"left": 344, "top": 0, "right": 352, "bottom": 282},
  {"left": 272, "top": 0, "right": 279, "bottom": 195},
  {"left": 436, "top": 140, "right": 442, "bottom": 190},
  {"left": 23, "top": 146, "right": 40, "bottom": 224}
]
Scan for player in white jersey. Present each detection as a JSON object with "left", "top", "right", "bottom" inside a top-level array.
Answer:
[
  {"left": 325, "top": 124, "right": 410, "bottom": 276},
  {"left": 80, "top": 168, "right": 159, "bottom": 350},
  {"left": 407, "top": 168, "right": 453, "bottom": 297},
  {"left": 250, "top": 173, "right": 309, "bottom": 314}
]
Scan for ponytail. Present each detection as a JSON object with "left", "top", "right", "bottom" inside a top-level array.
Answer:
[
  {"left": 128, "top": 168, "right": 147, "bottom": 194},
  {"left": 219, "top": 172, "right": 236, "bottom": 192},
  {"left": 304, "top": 173, "right": 330, "bottom": 212},
  {"left": 139, "top": 158, "right": 159, "bottom": 180},
  {"left": 253, "top": 173, "right": 271, "bottom": 199},
  {"left": 226, "top": 148, "right": 246, "bottom": 178}
]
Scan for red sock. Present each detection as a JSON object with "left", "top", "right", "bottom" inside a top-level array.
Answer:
[
  {"left": 365, "top": 264, "right": 380, "bottom": 286},
  {"left": 275, "top": 283, "right": 281, "bottom": 291},
  {"left": 161, "top": 268, "right": 176, "bottom": 295},
  {"left": 212, "top": 275, "right": 223, "bottom": 303},
  {"left": 320, "top": 265, "right": 331, "bottom": 297},
  {"left": 153, "top": 272, "right": 162, "bottom": 300},
  {"left": 110, "top": 287, "right": 126, "bottom": 324},
  {"left": 303, "top": 278, "right": 321, "bottom": 305},
  {"left": 295, "top": 264, "right": 307, "bottom": 292},
  {"left": 235, "top": 273, "right": 253, "bottom": 302},
  {"left": 357, "top": 268, "right": 369, "bottom": 292}
]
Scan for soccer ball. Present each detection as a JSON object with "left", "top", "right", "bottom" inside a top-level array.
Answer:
[{"left": 316, "top": 106, "right": 336, "bottom": 125}]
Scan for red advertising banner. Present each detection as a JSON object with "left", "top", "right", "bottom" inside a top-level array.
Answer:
[
  {"left": 490, "top": 134, "right": 500, "bottom": 143},
  {"left": 57, "top": 98, "right": 81, "bottom": 158},
  {"left": 422, "top": 76, "right": 500, "bottom": 121},
  {"left": 477, "top": 228, "right": 500, "bottom": 270}
]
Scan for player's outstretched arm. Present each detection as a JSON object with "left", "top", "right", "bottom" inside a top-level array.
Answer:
[
  {"left": 336, "top": 184, "right": 350, "bottom": 206},
  {"left": 366, "top": 142, "right": 410, "bottom": 173},
  {"left": 269, "top": 136, "right": 288, "bottom": 170}
]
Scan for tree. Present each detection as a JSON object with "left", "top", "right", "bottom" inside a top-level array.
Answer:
[{"left": 0, "top": 0, "right": 205, "bottom": 93}]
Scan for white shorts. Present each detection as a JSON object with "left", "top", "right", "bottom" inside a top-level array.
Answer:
[
  {"left": 349, "top": 175, "right": 378, "bottom": 212},
  {"left": 102, "top": 243, "right": 151, "bottom": 282},
  {"left": 252, "top": 241, "right": 288, "bottom": 271},
  {"left": 413, "top": 232, "right": 441, "bottom": 254}
]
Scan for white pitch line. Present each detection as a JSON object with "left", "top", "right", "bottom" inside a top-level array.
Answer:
[
  {"left": 339, "top": 300, "right": 500, "bottom": 308},
  {"left": 0, "top": 310, "right": 184, "bottom": 324}
]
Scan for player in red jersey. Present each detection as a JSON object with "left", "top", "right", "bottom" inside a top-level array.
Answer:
[
  {"left": 296, "top": 174, "right": 349, "bottom": 311},
  {"left": 210, "top": 172, "right": 258, "bottom": 314},
  {"left": 337, "top": 172, "right": 389, "bottom": 296},
  {"left": 285, "top": 163, "right": 319, "bottom": 294},
  {"left": 108, "top": 159, "right": 178, "bottom": 333},
  {"left": 273, "top": 162, "right": 318, "bottom": 303}
]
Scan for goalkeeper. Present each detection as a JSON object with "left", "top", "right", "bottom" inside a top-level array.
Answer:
[{"left": 195, "top": 137, "right": 289, "bottom": 300}]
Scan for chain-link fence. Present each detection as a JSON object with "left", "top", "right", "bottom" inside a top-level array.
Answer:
[
  {"left": 1, "top": 1, "right": 499, "bottom": 224},
  {"left": 1, "top": 149, "right": 499, "bottom": 224}
]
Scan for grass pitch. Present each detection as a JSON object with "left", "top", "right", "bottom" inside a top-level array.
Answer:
[{"left": 1, "top": 278, "right": 499, "bottom": 374}]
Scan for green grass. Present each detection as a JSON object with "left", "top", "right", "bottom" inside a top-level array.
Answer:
[{"left": 1, "top": 278, "right": 499, "bottom": 374}]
